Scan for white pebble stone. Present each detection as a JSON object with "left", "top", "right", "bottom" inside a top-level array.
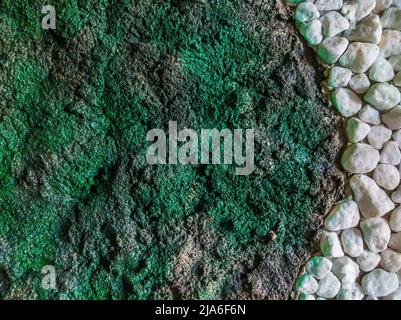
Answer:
[
  {"left": 397, "top": 270, "right": 401, "bottom": 283},
  {"left": 389, "top": 232, "right": 401, "bottom": 252},
  {"left": 396, "top": 0, "right": 401, "bottom": 8},
  {"left": 325, "top": 200, "right": 360, "bottom": 231},
  {"left": 366, "top": 295, "right": 379, "bottom": 300},
  {"left": 317, "top": 37, "right": 349, "bottom": 64},
  {"left": 364, "top": 83, "right": 401, "bottom": 112},
  {"left": 341, "top": 143, "right": 380, "bottom": 173},
  {"left": 347, "top": 118, "right": 371, "bottom": 143},
  {"left": 389, "top": 55, "right": 401, "bottom": 72},
  {"left": 391, "top": 189, "right": 401, "bottom": 203},
  {"left": 321, "top": 11, "right": 350, "bottom": 37},
  {"left": 332, "top": 88, "right": 362, "bottom": 117},
  {"left": 298, "top": 293, "right": 316, "bottom": 300},
  {"left": 357, "top": 251, "right": 381, "bottom": 272},
  {"left": 339, "top": 42, "right": 380, "bottom": 74},
  {"left": 332, "top": 256, "right": 360, "bottom": 286},
  {"left": 381, "top": 8, "right": 401, "bottom": 30},
  {"left": 295, "top": 2, "right": 320, "bottom": 24},
  {"left": 306, "top": 256, "right": 333, "bottom": 279},
  {"left": 369, "top": 57, "right": 395, "bottom": 82},
  {"left": 375, "top": 0, "right": 393, "bottom": 13},
  {"left": 320, "top": 231, "right": 344, "bottom": 258},
  {"left": 327, "top": 66, "right": 352, "bottom": 89},
  {"left": 336, "top": 283, "right": 364, "bottom": 300},
  {"left": 350, "top": 74, "right": 370, "bottom": 94},
  {"left": 314, "top": 0, "right": 343, "bottom": 11},
  {"left": 390, "top": 206, "right": 401, "bottom": 232},
  {"left": 360, "top": 218, "right": 392, "bottom": 252},
  {"left": 382, "top": 105, "right": 401, "bottom": 130},
  {"left": 344, "top": 15, "right": 382, "bottom": 44},
  {"left": 380, "top": 141, "right": 401, "bottom": 165},
  {"left": 350, "top": 175, "right": 395, "bottom": 218},
  {"left": 373, "top": 164, "right": 400, "bottom": 190},
  {"left": 295, "top": 274, "right": 318, "bottom": 294},
  {"left": 358, "top": 105, "right": 381, "bottom": 125},
  {"left": 381, "top": 249, "right": 401, "bottom": 272},
  {"left": 368, "top": 125, "right": 392, "bottom": 149},
  {"left": 394, "top": 72, "right": 401, "bottom": 87},
  {"left": 341, "top": 0, "right": 376, "bottom": 26},
  {"left": 317, "top": 272, "right": 341, "bottom": 298},
  {"left": 362, "top": 269, "right": 399, "bottom": 297},
  {"left": 379, "top": 30, "right": 401, "bottom": 58},
  {"left": 341, "top": 228, "right": 364, "bottom": 257},
  {"left": 383, "top": 287, "right": 401, "bottom": 300},
  {"left": 299, "top": 19, "right": 324, "bottom": 46}
]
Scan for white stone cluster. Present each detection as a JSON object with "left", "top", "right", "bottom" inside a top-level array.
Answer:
[{"left": 289, "top": 0, "right": 401, "bottom": 300}]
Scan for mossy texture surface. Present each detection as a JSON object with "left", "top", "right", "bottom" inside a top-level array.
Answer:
[{"left": 0, "top": 0, "right": 343, "bottom": 299}]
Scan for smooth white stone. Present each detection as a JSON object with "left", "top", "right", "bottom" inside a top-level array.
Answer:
[
  {"left": 318, "top": 37, "right": 349, "bottom": 64},
  {"left": 358, "top": 105, "right": 381, "bottom": 125},
  {"left": 332, "top": 88, "right": 362, "bottom": 117},
  {"left": 381, "top": 249, "right": 401, "bottom": 272},
  {"left": 350, "top": 175, "right": 395, "bottom": 218},
  {"left": 368, "top": 125, "right": 392, "bottom": 149},
  {"left": 295, "top": 2, "right": 320, "bottom": 24},
  {"left": 295, "top": 273, "right": 318, "bottom": 294},
  {"left": 357, "top": 251, "right": 381, "bottom": 272},
  {"left": 339, "top": 42, "right": 379, "bottom": 73},
  {"left": 391, "top": 189, "right": 401, "bottom": 203},
  {"left": 347, "top": 118, "right": 371, "bottom": 143},
  {"left": 306, "top": 256, "right": 333, "bottom": 279},
  {"left": 327, "top": 66, "right": 352, "bottom": 88},
  {"left": 320, "top": 231, "right": 344, "bottom": 257},
  {"left": 364, "top": 83, "right": 401, "bottom": 111},
  {"left": 390, "top": 206, "right": 401, "bottom": 232},
  {"left": 344, "top": 15, "right": 382, "bottom": 44},
  {"left": 373, "top": 164, "right": 400, "bottom": 190},
  {"left": 314, "top": 0, "right": 343, "bottom": 11},
  {"left": 382, "top": 105, "right": 401, "bottom": 130},
  {"left": 336, "top": 283, "right": 364, "bottom": 300},
  {"left": 389, "top": 232, "right": 401, "bottom": 252},
  {"left": 379, "top": 30, "right": 401, "bottom": 58},
  {"left": 321, "top": 11, "right": 350, "bottom": 37},
  {"left": 325, "top": 200, "right": 360, "bottom": 231},
  {"left": 380, "top": 141, "right": 401, "bottom": 165},
  {"left": 332, "top": 256, "right": 360, "bottom": 286},
  {"left": 369, "top": 57, "right": 395, "bottom": 82},
  {"left": 381, "top": 8, "right": 401, "bottom": 30},
  {"left": 362, "top": 269, "right": 399, "bottom": 297},
  {"left": 341, "top": 143, "right": 380, "bottom": 173},
  {"left": 317, "top": 272, "right": 341, "bottom": 298},
  {"left": 299, "top": 19, "right": 324, "bottom": 46},
  {"left": 341, "top": 0, "right": 376, "bottom": 26},
  {"left": 360, "top": 218, "right": 392, "bottom": 252},
  {"left": 389, "top": 55, "right": 401, "bottom": 72},
  {"left": 341, "top": 228, "right": 364, "bottom": 257},
  {"left": 350, "top": 74, "right": 370, "bottom": 94}
]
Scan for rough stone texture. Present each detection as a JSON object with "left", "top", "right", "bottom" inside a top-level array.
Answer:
[{"left": 0, "top": 0, "right": 344, "bottom": 299}]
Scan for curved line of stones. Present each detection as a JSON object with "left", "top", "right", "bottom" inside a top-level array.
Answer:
[{"left": 288, "top": 0, "right": 401, "bottom": 300}]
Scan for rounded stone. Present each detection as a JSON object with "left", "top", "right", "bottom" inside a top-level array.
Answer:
[
  {"left": 360, "top": 218, "right": 392, "bottom": 253},
  {"left": 380, "top": 141, "right": 401, "bottom": 165},
  {"left": 321, "top": 11, "right": 350, "bottom": 37},
  {"left": 382, "top": 105, "right": 401, "bottom": 130},
  {"left": 339, "top": 42, "right": 380, "bottom": 73},
  {"left": 341, "top": 228, "right": 364, "bottom": 257},
  {"left": 320, "top": 231, "right": 344, "bottom": 258},
  {"left": 373, "top": 164, "right": 400, "bottom": 190},
  {"left": 347, "top": 118, "right": 371, "bottom": 143},
  {"left": 295, "top": 2, "right": 320, "bottom": 24},
  {"left": 332, "top": 88, "right": 362, "bottom": 117},
  {"left": 318, "top": 37, "right": 349, "bottom": 64},
  {"left": 350, "top": 175, "right": 395, "bottom": 218},
  {"left": 341, "top": 143, "right": 380, "bottom": 173},
  {"left": 358, "top": 105, "right": 380, "bottom": 125},
  {"left": 361, "top": 269, "right": 399, "bottom": 297},
  {"left": 364, "top": 83, "right": 401, "bottom": 111},
  {"left": 369, "top": 57, "right": 395, "bottom": 82},
  {"left": 390, "top": 206, "right": 401, "bottom": 232},
  {"left": 295, "top": 274, "right": 318, "bottom": 294},
  {"left": 324, "top": 200, "right": 360, "bottom": 231},
  {"left": 357, "top": 251, "right": 381, "bottom": 272},
  {"left": 332, "top": 256, "right": 360, "bottom": 286},
  {"left": 336, "top": 283, "right": 364, "bottom": 300},
  {"left": 367, "top": 125, "right": 392, "bottom": 149},
  {"left": 316, "top": 272, "right": 341, "bottom": 299},
  {"left": 381, "top": 249, "right": 401, "bottom": 272},
  {"left": 306, "top": 256, "right": 333, "bottom": 280}
]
